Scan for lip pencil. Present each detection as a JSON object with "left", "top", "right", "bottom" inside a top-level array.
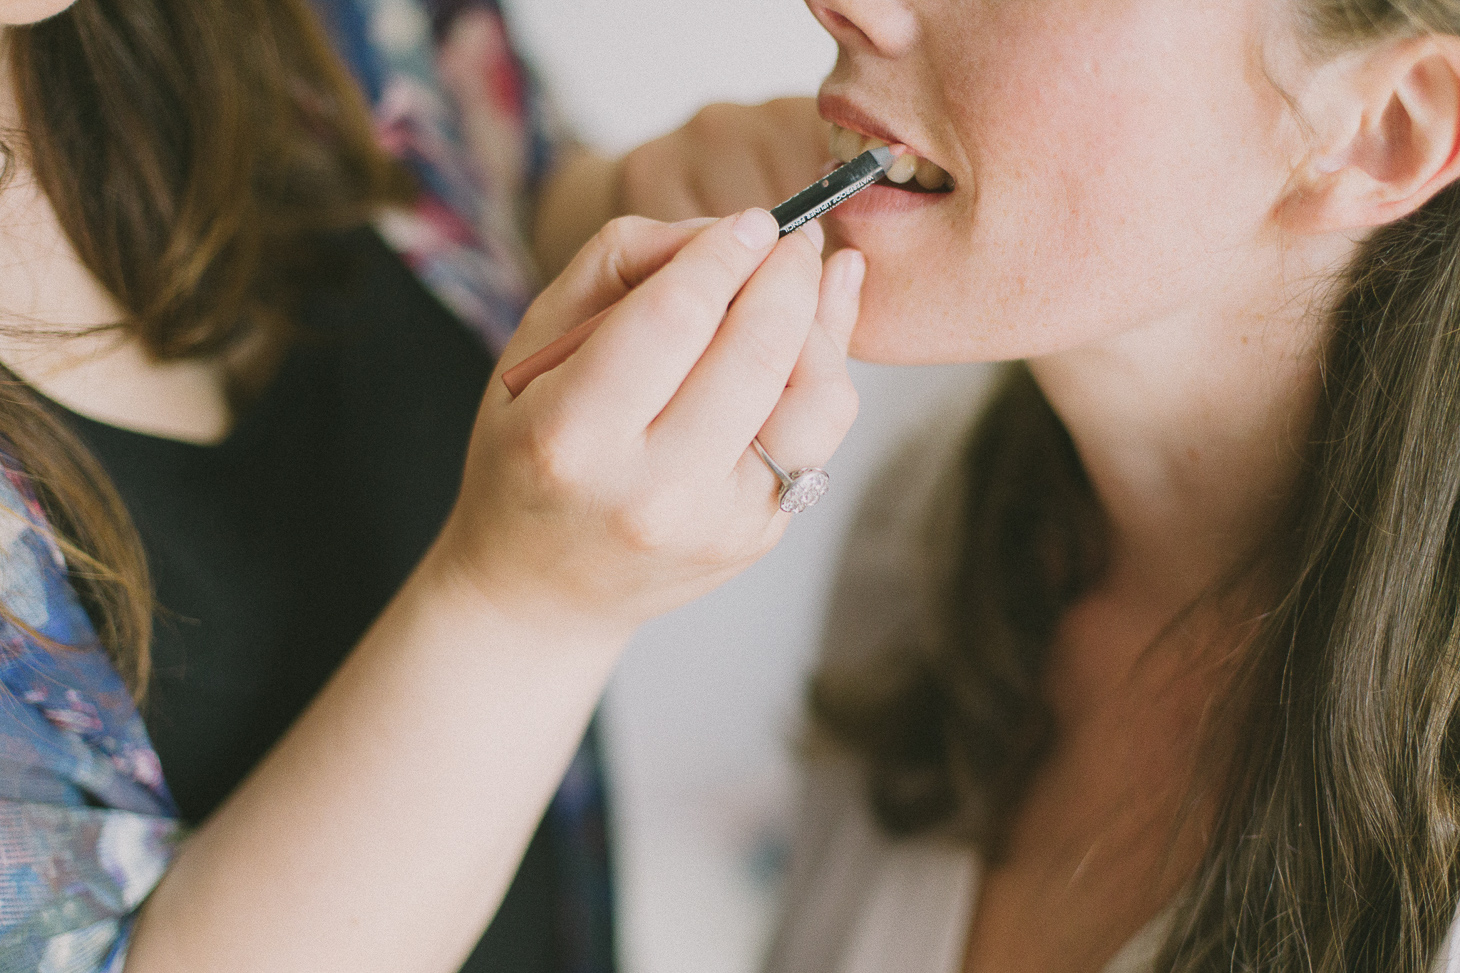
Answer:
[
  {"left": 501, "top": 145, "right": 899, "bottom": 398},
  {"left": 771, "top": 144, "right": 895, "bottom": 236}
]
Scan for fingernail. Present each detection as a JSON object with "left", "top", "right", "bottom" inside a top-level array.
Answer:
[
  {"left": 800, "top": 219, "right": 825, "bottom": 252},
  {"left": 671, "top": 217, "right": 718, "bottom": 229},
  {"left": 831, "top": 249, "right": 866, "bottom": 291},
  {"left": 733, "top": 208, "right": 780, "bottom": 250}
]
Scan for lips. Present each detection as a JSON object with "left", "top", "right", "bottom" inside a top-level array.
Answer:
[{"left": 818, "top": 94, "right": 955, "bottom": 195}]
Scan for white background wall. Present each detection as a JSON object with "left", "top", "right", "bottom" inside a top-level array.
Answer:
[{"left": 497, "top": 3, "right": 991, "bottom": 971}]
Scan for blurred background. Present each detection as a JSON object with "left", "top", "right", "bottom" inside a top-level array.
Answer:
[{"left": 497, "top": 2, "right": 990, "bottom": 971}]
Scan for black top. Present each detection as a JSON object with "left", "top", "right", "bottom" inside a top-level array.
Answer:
[{"left": 61, "top": 228, "right": 569, "bottom": 972}]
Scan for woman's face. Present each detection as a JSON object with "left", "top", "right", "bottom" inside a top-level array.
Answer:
[{"left": 811, "top": 0, "right": 1317, "bottom": 365}]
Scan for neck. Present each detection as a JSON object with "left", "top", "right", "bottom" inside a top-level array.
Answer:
[{"left": 1028, "top": 261, "right": 1337, "bottom": 614}]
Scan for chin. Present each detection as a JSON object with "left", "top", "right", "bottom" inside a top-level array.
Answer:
[
  {"left": 845, "top": 276, "right": 990, "bottom": 366},
  {"left": 2, "top": 0, "right": 77, "bottom": 26},
  {"left": 849, "top": 327, "right": 925, "bottom": 365},
  {"left": 847, "top": 313, "right": 981, "bottom": 366}
]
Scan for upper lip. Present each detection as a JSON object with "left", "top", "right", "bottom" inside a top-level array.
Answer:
[{"left": 818, "top": 93, "right": 925, "bottom": 160}]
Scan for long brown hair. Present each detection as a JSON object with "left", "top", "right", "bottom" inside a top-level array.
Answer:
[
  {"left": 0, "top": 0, "right": 410, "bottom": 693},
  {"left": 813, "top": 6, "right": 1460, "bottom": 972}
]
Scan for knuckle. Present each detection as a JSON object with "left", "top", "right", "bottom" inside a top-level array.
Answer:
[
  {"left": 519, "top": 417, "right": 592, "bottom": 494},
  {"left": 698, "top": 531, "right": 746, "bottom": 568},
  {"left": 606, "top": 496, "right": 677, "bottom": 553},
  {"left": 704, "top": 236, "right": 752, "bottom": 283},
  {"left": 765, "top": 96, "right": 797, "bottom": 116},
  {"left": 755, "top": 240, "right": 824, "bottom": 316},
  {"left": 598, "top": 216, "right": 665, "bottom": 290},
  {"left": 618, "top": 144, "right": 671, "bottom": 206},
  {"left": 687, "top": 102, "right": 739, "bottom": 142},
  {"left": 673, "top": 240, "right": 750, "bottom": 303},
  {"left": 757, "top": 519, "right": 788, "bottom": 556},
  {"left": 640, "top": 283, "right": 705, "bottom": 330},
  {"left": 621, "top": 136, "right": 666, "bottom": 173},
  {"left": 598, "top": 215, "right": 655, "bottom": 256}
]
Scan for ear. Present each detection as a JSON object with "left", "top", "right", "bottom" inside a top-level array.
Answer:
[{"left": 1280, "top": 36, "right": 1460, "bottom": 234}]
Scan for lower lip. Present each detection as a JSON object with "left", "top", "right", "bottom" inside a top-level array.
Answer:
[{"left": 830, "top": 181, "right": 951, "bottom": 221}]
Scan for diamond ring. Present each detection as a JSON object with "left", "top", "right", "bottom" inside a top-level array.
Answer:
[{"left": 751, "top": 438, "right": 830, "bottom": 514}]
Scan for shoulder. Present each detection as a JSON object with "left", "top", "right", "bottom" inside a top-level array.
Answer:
[{"left": 0, "top": 452, "right": 179, "bottom": 967}]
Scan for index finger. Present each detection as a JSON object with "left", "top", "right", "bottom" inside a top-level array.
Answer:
[
  {"left": 540, "top": 208, "right": 783, "bottom": 426},
  {"left": 498, "top": 216, "right": 715, "bottom": 378}
]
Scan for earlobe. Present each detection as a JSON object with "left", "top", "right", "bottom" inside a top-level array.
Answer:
[{"left": 1280, "top": 37, "right": 1460, "bottom": 235}]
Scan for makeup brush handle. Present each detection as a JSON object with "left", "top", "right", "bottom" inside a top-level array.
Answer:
[{"left": 502, "top": 306, "right": 613, "bottom": 398}]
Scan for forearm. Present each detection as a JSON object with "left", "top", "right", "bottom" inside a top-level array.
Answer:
[{"left": 126, "top": 544, "right": 627, "bottom": 973}]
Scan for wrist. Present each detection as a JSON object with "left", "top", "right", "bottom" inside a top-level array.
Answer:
[{"left": 414, "top": 523, "right": 639, "bottom": 655}]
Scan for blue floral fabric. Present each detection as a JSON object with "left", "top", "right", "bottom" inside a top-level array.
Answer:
[{"left": 0, "top": 461, "right": 181, "bottom": 972}]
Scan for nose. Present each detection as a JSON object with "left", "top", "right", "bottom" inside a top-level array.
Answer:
[{"left": 805, "top": 0, "right": 918, "bottom": 59}]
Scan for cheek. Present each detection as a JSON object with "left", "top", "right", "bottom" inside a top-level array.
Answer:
[
  {"left": 1, "top": 0, "right": 77, "bottom": 25},
  {"left": 974, "top": 10, "right": 1282, "bottom": 273},
  {"left": 849, "top": 1, "right": 1294, "bottom": 365}
]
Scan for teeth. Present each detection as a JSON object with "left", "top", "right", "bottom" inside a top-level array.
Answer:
[
  {"left": 831, "top": 126, "right": 864, "bottom": 163},
  {"left": 827, "top": 124, "right": 952, "bottom": 190},
  {"left": 885, "top": 153, "right": 919, "bottom": 183},
  {"left": 915, "top": 157, "right": 947, "bottom": 190}
]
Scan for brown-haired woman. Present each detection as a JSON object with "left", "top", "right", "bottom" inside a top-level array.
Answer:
[
  {"left": 0, "top": 0, "right": 858, "bottom": 970},
  {"left": 760, "top": 0, "right": 1460, "bottom": 971}
]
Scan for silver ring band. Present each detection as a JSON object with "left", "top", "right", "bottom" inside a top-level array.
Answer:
[{"left": 751, "top": 437, "right": 830, "bottom": 514}]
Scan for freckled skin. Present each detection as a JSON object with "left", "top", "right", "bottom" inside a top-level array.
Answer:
[{"left": 809, "top": 0, "right": 1314, "bottom": 368}]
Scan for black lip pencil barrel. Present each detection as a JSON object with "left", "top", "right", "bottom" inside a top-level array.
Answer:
[{"left": 771, "top": 145, "right": 897, "bottom": 236}]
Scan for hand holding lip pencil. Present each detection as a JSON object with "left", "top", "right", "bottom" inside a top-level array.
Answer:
[
  {"left": 501, "top": 145, "right": 897, "bottom": 398},
  {"left": 456, "top": 205, "right": 865, "bottom": 621}
]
